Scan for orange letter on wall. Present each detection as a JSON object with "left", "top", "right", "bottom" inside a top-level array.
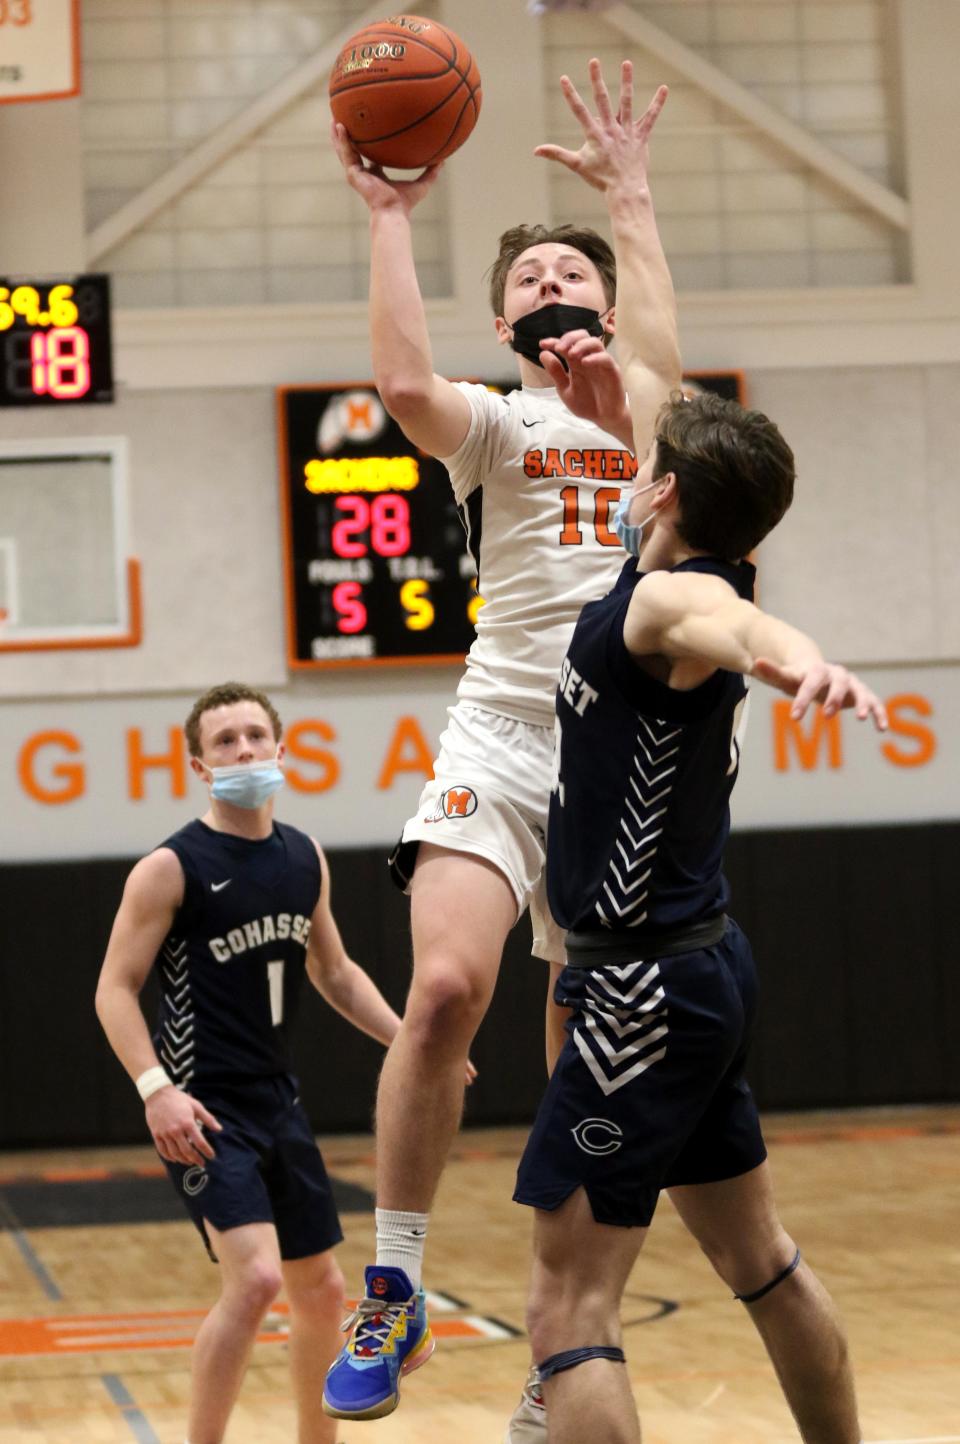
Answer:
[
  {"left": 377, "top": 716, "right": 435, "bottom": 790},
  {"left": 881, "top": 693, "right": 936, "bottom": 768},
  {"left": 127, "top": 727, "right": 188, "bottom": 800},
  {"left": 18, "top": 730, "right": 85, "bottom": 805},
  {"left": 772, "top": 701, "right": 843, "bottom": 771},
  {"left": 285, "top": 719, "right": 340, "bottom": 793}
]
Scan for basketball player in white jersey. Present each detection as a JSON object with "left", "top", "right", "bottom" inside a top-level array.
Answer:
[{"left": 324, "top": 63, "right": 680, "bottom": 1423}]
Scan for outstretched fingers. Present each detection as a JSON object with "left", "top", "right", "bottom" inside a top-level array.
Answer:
[
  {"left": 557, "top": 71, "right": 599, "bottom": 136},
  {"left": 588, "top": 56, "right": 616, "bottom": 126},
  {"left": 533, "top": 142, "right": 584, "bottom": 170},
  {"left": 851, "top": 678, "right": 889, "bottom": 730},
  {"left": 638, "top": 83, "right": 669, "bottom": 140},
  {"left": 617, "top": 59, "right": 633, "bottom": 128},
  {"left": 791, "top": 663, "right": 832, "bottom": 717}
]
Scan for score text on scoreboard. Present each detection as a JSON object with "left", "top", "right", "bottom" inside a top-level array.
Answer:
[
  {"left": 0, "top": 274, "right": 114, "bottom": 407},
  {"left": 278, "top": 386, "right": 483, "bottom": 669}
]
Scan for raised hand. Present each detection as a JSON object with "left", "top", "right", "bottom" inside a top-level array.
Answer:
[
  {"left": 534, "top": 58, "right": 668, "bottom": 195},
  {"left": 331, "top": 120, "right": 443, "bottom": 214},
  {"left": 752, "top": 657, "right": 889, "bottom": 730}
]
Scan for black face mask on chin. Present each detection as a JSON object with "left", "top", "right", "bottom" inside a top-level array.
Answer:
[{"left": 508, "top": 302, "right": 607, "bottom": 369}]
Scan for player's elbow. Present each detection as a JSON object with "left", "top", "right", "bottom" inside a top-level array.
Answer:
[
  {"left": 308, "top": 950, "right": 348, "bottom": 1003},
  {"left": 94, "top": 975, "right": 120, "bottom": 1030},
  {"left": 94, "top": 966, "right": 141, "bottom": 1022},
  {"left": 376, "top": 376, "right": 434, "bottom": 421}
]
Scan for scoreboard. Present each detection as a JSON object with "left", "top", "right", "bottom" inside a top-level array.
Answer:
[
  {"left": 278, "top": 385, "right": 488, "bottom": 669},
  {"left": 0, "top": 274, "right": 114, "bottom": 407},
  {"left": 277, "top": 373, "right": 745, "bottom": 671}
]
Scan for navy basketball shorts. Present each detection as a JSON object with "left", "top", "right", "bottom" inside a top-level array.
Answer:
[
  {"left": 163, "top": 1074, "right": 343, "bottom": 1261},
  {"left": 514, "top": 919, "right": 767, "bottom": 1228}
]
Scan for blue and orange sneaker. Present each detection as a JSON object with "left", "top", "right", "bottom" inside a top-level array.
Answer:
[{"left": 322, "top": 1265, "right": 435, "bottom": 1420}]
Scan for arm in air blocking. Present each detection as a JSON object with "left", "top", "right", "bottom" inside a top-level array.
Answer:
[
  {"left": 534, "top": 60, "right": 682, "bottom": 456},
  {"left": 330, "top": 120, "right": 471, "bottom": 458},
  {"left": 624, "top": 568, "right": 889, "bottom": 730},
  {"left": 94, "top": 849, "right": 222, "bottom": 1167}
]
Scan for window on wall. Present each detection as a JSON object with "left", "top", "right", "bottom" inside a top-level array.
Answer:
[
  {"left": 81, "top": 0, "right": 452, "bottom": 308},
  {"left": 0, "top": 438, "right": 139, "bottom": 649},
  {"left": 542, "top": 0, "right": 905, "bottom": 290}
]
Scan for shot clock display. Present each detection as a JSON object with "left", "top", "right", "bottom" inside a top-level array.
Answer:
[
  {"left": 0, "top": 274, "right": 114, "bottom": 407},
  {"left": 279, "top": 385, "right": 486, "bottom": 668}
]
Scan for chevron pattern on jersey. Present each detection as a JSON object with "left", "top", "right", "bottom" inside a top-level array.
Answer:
[
  {"left": 573, "top": 960, "right": 668, "bottom": 1096},
  {"left": 595, "top": 717, "right": 682, "bottom": 928},
  {"left": 159, "top": 937, "right": 195, "bottom": 1089}
]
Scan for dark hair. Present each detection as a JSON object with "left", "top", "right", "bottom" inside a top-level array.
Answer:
[
  {"left": 654, "top": 390, "right": 795, "bottom": 559},
  {"left": 184, "top": 682, "right": 282, "bottom": 757},
  {"left": 487, "top": 223, "right": 617, "bottom": 316}
]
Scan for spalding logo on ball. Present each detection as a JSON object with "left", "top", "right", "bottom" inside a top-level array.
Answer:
[{"left": 329, "top": 14, "right": 482, "bottom": 170}]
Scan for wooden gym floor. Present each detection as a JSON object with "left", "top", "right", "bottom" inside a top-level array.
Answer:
[{"left": 1, "top": 1106, "right": 959, "bottom": 1443}]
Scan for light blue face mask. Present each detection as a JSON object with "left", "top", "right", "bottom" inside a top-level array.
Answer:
[
  {"left": 205, "top": 756, "right": 285, "bottom": 809},
  {"left": 612, "top": 479, "right": 658, "bottom": 556}
]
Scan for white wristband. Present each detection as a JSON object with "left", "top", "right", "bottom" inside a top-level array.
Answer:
[{"left": 136, "top": 1065, "right": 173, "bottom": 1101}]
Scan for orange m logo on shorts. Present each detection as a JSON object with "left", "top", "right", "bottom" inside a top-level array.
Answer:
[{"left": 424, "top": 786, "right": 479, "bottom": 823}]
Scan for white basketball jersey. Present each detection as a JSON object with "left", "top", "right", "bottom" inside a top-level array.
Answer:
[{"left": 442, "top": 382, "right": 638, "bottom": 726}]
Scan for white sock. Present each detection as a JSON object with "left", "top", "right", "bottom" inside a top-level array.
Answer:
[{"left": 375, "top": 1207, "right": 429, "bottom": 1289}]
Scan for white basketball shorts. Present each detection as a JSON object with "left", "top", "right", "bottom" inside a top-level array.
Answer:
[{"left": 391, "top": 702, "right": 566, "bottom": 964}]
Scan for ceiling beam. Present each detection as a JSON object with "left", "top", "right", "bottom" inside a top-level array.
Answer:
[
  {"left": 604, "top": 3, "right": 909, "bottom": 230},
  {"left": 86, "top": 4, "right": 386, "bottom": 265}
]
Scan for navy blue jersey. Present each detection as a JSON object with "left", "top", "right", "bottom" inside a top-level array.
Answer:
[
  {"left": 152, "top": 820, "right": 321, "bottom": 1090},
  {"left": 547, "top": 555, "right": 756, "bottom": 935}
]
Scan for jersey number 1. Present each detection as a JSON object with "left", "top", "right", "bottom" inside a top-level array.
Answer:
[
  {"left": 559, "top": 485, "right": 621, "bottom": 546},
  {"left": 267, "top": 960, "right": 284, "bottom": 1026}
]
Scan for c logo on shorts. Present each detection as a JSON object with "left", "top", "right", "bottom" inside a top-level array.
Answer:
[
  {"left": 183, "top": 1166, "right": 210, "bottom": 1196},
  {"left": 425, "top": 786, "right": 478, "bottom": 822},
  {"left": 572, "top": 1118, "right": 623, "bottom": 1156}
]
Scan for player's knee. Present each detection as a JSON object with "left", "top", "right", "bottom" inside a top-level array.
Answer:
[
  {"left": 699, "top": 1225, "right": 796, "bottom": 1297},
  {"left": 231, "top": 1260, "right": 284, "bottom": 1318},
  {"left": 526, "top": 1278, "right": 615, "bottom": 1358},
  {"left": 287, "top": 1258, "right": 346, "bottom": 1325},
  {"left": 406, "top": 966, "right": 488, "bottom": 1042}
]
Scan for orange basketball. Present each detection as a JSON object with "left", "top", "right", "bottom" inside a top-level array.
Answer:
[{"left": 329, "top": 15, "right": 482, "bottom": 170}]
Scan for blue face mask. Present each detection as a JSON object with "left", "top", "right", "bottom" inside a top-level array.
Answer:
[
  {"left": 612, "top": 479, "right": 658, "bottom": 556},
  {"left": 205, "top": 756, "right": 285, "bottom": 809}
]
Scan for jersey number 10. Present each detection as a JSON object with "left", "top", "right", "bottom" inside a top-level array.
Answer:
[{"left": 559, "top": 485, "right": 621, "bottom": 547}]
